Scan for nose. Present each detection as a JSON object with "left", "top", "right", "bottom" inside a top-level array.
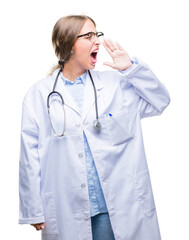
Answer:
[{"left": 94, "top": 36, "right": 101, "bottom": 45}]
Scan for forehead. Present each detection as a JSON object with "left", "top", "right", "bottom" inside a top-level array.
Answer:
[{"left": 79, "top": 19, "right": 96, "bottom": 34}]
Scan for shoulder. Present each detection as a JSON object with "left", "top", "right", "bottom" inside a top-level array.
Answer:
[
  {"left": 23, "top": 70, "right": 58, "bottom": 104},
  {"left": 21, "top": 71, "right": 59, "bottom": 120}
]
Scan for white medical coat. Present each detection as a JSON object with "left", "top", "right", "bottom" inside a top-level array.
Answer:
[{"left": 19, "top": 58, "right": 170, "bottom": 240}]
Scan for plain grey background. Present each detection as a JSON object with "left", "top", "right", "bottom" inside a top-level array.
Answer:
[{"left": 0, "top": 0, "right": 188, "bottom": 239}]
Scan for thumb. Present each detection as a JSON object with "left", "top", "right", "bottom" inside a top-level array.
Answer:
[
  {"left": 40, "top": 223, "right": 45, "bottom": 229},
  {"left": 103, "top": 62, "right": 115, "bottom": 69}
]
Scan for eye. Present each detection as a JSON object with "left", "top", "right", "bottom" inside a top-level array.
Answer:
[{"left": 85, "top": 32, "right": 93, "bottom": 39}]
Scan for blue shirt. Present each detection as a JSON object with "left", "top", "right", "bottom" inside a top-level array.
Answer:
[{"left": 60, "top": 72, "right": 108, "bottom": 217}]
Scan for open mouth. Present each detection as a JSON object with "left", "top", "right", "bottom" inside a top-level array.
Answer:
[{"left": 90, "top": 49, "right": 98, "bottom": 65}]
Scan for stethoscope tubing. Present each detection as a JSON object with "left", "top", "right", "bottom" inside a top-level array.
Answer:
[
  {"left": 47, "top": 68, "right": 101, "bottom": 137},
  {"left": 88, "top": 70, "right": 99, "bottom": 120}
]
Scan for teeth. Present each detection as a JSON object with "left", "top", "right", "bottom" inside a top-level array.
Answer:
[{"left": 93, "top": 50, "right": 99, "bottom": 53}]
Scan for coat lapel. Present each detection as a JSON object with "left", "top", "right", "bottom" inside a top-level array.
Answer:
[
  {"left": 51, "top": 70, "right": 104, "bottom": 120},
  {"left": 54, "top": 71, "right": 81, "bottom": 116},
  {"left": 82, "top": 70, "right": 104, "bottom": 122}
]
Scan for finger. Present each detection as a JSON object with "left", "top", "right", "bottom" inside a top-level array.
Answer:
[
  {"left": 31, "top": 223, "right": 45, "bottom": 231},
  {"left": 102, "top": 40, "right": 114, "bottom": 56},
  {"left": 36, "top": 224, "right": 44, "bottom": 231},
  {"left": 37, "top": 223, "right": 45, "bottom": 230},
  {"left": 103, "top": 39, "right": 115, "bottom": 52},
  {"left": 36, "top": 225, "right": 42, "bottom": 231},
  {"left": 108, "top": 39, "right": 118, "bottom": 50},
  {"left": 40, "top": 223, "right": 45, "bottom": 229},
  {"left": 115, "top": 41, "right": 124, "bottom": 50}
]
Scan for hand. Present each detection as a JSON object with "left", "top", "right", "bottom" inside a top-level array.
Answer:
[
  {"left": 102, "top": 39, "right": 132, "bottom": 71},
  {"left": 31, "top": 222, "right": 45, "bottom": 231}
]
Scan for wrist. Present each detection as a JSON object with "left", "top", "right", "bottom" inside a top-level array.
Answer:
[{"left": 121, "top": 61, "right": 133, "bottom": 71}]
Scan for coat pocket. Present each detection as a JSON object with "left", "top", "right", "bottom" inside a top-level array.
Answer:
[
  {"left": 134, "top": 169, "right": 156, "bottom": 217},
  {"left": 101, "top": 110, "right": 135, "bottom": 145},
  {"left": 41, "top": 192, "right": 59, "bottom": 235}
]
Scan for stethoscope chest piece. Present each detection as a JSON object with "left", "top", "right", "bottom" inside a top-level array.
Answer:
[{"left": 93, "top": 119, "right": 102, "bottom": 131}]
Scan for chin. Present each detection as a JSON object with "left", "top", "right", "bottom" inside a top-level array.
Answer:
[
  {"left": 83, "top": 62, "right": 96, "bottom": 71},
  {"left": 88, "top": 63, "right": 96, "bottom": 70}
]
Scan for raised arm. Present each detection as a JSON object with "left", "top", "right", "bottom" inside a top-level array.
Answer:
[{"left": 102, "top": 39, "right": 170, "bottom": 118}]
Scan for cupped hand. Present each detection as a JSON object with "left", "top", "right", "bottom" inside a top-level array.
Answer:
[
  {"left": 102, "top": 39, "right": 132, "bottom": 71},
  {"left": 31, "top": 222, "right": 45, "bottom": 231}
]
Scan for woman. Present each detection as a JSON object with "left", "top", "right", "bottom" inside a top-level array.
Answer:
[{"left": 19, "top": 15, "right": 170, "bottom": 240}]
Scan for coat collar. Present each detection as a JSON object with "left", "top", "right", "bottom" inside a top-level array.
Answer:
[{"left": 51, "top": 69, "right": 104, "bottom": 122}]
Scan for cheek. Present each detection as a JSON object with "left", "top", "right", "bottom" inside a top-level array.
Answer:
[
  {"left": 74, "top": 42, "right": 92, "bottom": 59},
  {"left": 75, "top": 50, "right": 90, "bottom": 64}
]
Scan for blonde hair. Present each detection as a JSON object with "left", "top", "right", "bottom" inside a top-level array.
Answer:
[{"left": 50, "top": 15, "right": 96, "bottom": 74}]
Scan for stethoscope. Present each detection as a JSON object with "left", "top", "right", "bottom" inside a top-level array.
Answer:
[{"left": 47, "top": 68, "right": 101, "bottom": 137}]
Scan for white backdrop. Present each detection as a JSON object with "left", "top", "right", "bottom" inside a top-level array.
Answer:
[{"left": 0, "top": 0, "right": 188, "bottom": 239}]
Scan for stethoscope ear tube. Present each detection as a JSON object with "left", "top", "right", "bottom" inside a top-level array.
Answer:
[
  {"left": 47, "top": 91, "right": 65, "bottom": 108},
  {"left": 48, "top": 106, "right": 66, "bottom": 137},
  {"left": 53, "top": 68, "right": 63, "bottom": 91},
  {"left": 47, "top": 90, "right": 66, "bottom": 137}
]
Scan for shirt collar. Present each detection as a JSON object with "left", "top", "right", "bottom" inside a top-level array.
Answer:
[{"left": 60, "top": 71, "right": 87, "bottom": 86}]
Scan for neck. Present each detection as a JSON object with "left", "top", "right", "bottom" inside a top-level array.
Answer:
[{"left": 62, "top": 61, "right": 87, "bottom": 82}]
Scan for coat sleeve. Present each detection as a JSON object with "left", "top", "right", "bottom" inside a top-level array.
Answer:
[
  {"left": 120, "top": 57, "right": 171, "bottom": 118},
  {"left": 19, "top": 101, "right": 45, "bottom": 224}
]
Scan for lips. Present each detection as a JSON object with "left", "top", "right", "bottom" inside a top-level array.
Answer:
[{"left": 90, "top": 48, "right": 99, "bottom": 65}]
